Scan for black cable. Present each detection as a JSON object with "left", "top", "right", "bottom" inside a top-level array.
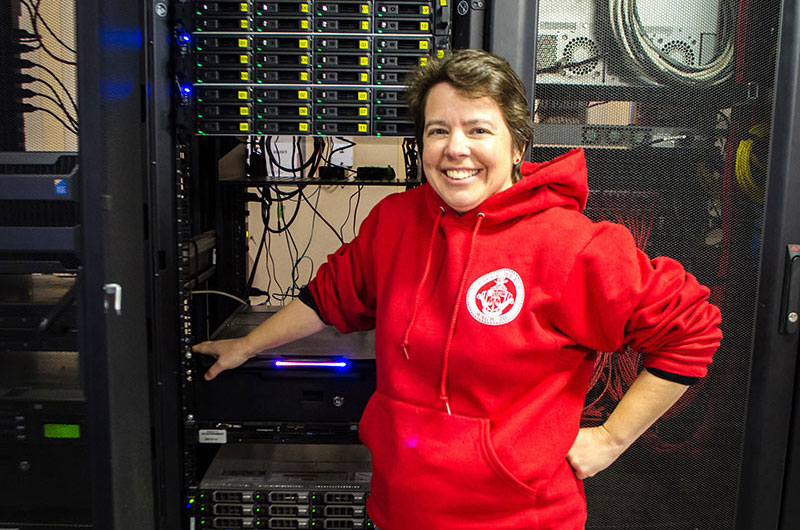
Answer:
[
  {"left": 28, "top": 0, "right": 77, "bottom": 54},
  {"left": 18, "top": 0, "right": 77, "bottom": 65},
  {"left": 21, "top": 103, "right": 78, "bottom": 134},
  {"left": 20, "top": 74, "right": 74, "bottom": 121},
  {"left": 18, "top": 59, "right": 78, "bottom": 113},
  {"left": 339, "top": 185, "right": 362, "bottom": 238},
  {"left": 536, "top": 53, "right": 608, "bottom": 75},
  {"left": 265, "top": 135, "right": 318, "bottom": 173},
  {"left": 18, "top": 88, "right": 77, "bottom": 127},
  {"left": 299, "top": 190, "right": 345, "bottom": 244},
  {"left": 352, "top": 185, "right": 363, "bottom": 236}
]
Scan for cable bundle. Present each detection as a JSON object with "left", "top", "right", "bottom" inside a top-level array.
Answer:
[
  {"left": 734, "top": 123, "right": 768, "bottom": 204},
  {"left": 608, "top": 0, "right": 736, "bottom": 85}
]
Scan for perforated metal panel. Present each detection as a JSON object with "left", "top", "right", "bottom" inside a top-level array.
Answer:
[{"left": 531, "top": 0, "right": 779, "bottom": 528}]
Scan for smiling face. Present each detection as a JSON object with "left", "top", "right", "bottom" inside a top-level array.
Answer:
[{"left": 422, "top": 82, "right": 522, "bottom": 214}]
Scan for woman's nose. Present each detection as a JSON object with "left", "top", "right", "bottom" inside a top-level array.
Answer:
[{"left": 444, "top": 130, "right": 469, "bottom": 157}]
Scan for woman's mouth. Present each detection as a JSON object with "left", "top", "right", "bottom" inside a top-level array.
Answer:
[{"left": 444, "top": 169, "right": 480, "bottom": 181}]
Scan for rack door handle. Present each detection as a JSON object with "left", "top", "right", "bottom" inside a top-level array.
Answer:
[{"left": 780, "top": 245, "right": 800, "bottom": 334}]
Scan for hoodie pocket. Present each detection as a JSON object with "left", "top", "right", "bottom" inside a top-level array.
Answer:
[{"left": 359, "top": 391, "right": 542, "bottom": 529}]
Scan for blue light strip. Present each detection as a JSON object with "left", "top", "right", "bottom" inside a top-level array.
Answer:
[{"left": 274, "top": 360, "right": 349, "bottom": 369}]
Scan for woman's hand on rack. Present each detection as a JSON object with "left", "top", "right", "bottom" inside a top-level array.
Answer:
[{"left": 192, "top": 337, "right": 257, "bottom": 381}]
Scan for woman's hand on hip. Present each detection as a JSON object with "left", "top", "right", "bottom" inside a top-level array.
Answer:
[{"left": 566, "top": 425, "right": 626, "bottom": 480}]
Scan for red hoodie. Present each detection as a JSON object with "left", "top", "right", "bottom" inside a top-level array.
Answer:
[{"left": 307, "top": 149, "right": 722, "bottom": 529}]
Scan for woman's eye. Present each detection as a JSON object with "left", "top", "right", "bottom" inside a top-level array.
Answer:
[
  {"left": 428, "top": 128, "right": 447, "bottom": 136},
  {"left": 473, "top": 128, "right": 489, "bottom": 135}
]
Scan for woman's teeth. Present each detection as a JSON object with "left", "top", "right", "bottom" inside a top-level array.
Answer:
[{"left": 445, "top": 169, "right": 479, "bottom": 180}]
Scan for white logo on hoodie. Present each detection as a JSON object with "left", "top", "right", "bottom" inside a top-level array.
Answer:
[{"left": 466, "top": 269, "right": 524, "bottom": 325}]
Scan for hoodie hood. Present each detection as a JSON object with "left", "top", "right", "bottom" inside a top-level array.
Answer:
[{"left": 424, "top": 148, "right": 589, "bottom": 225}]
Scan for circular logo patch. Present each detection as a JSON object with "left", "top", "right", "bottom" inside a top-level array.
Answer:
[{"left": 466, "top": 268, "right": 524, "bottom": 326}]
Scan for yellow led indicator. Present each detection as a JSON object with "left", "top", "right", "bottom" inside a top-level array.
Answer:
[
  {"left": 238, "top": 38, "right": 248, "bottom": 48},
  {"left": 239, "top": 122, "right": 250, "bottom": 131},
  {"left": 299, "top": 107, "right": 308, "bottom": 116},
  {"left": 299, "top": 39, "right": 309, "bottom": 48},
  {"left": 360, "top": 72, "right": 368, "bottom": 82},
  {"left": 437, "top": 49, "right": 445, "bottom": 58},
  {"left": 359, "top": 40, "right": 369, "bottom": 49},
  {"left": 440, "top": 0, "right": 447, "bottom": 5},
  {"left": 359, "top": 107, "right": 368, "bottom": 116},
  {"left": 240, "top": 55, "right": 249, "bottom": 63},
  {"left": 361, "top": 20, "right": 369, "bottom": 30},
  {"left": 420, "top": 57, "right": 428, "bottom": 66},
  {"left": 240, "top": 71, "right": 249, "bottom": 80},
  {"left": 240, "top": 3, "right": 247, "bottom": 12},
  {"left": 301, "top": 20, "right": 309, "bottom": 29},
  {"left": 240, "top": 19, "right": 249, "bottom": 29},
  {"left": 422, "top": 6, "right": 430, "bottom": 14},
  {"left": 300, "top": 55, "right": 309, "bottom": 64},
  {"left": 420, "top": 22, "right": 429, "bottom": 30},
  {"left": 301, "top": 3, "right": 310, "bottom": 12},
  {"left": 240, "top": 107, "right": 250, "bottom": 115},
  {"left": 360, "top": 56, "right": 369, "bottom": 66},
  {"left": 299, "top": 123, "right": 309, "bottom": 132},
  {"left": 298, "top": 90, "right": 309, "bottom": 99},
  {"left": 300, "top": 72, "right": 309, "bottom": 81},
  {"left": 419, "top": 40, "right": 429, "bottom": 50},
  {"left": 238, "top": 90, "right": 248, "bottom": 99},
  {"left": 358, "top": 123, "right": 368, "bottom": 132},
  {"left": 361, "top": 4, "right": 369, "bottom": 13},
  {"left": 358, "top": 91, "right": 368, "bottom": 101}
]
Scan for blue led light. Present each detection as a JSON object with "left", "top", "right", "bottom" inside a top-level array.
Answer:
[{"left": 274, "top": 359, "right": 349, "bottom": 369}]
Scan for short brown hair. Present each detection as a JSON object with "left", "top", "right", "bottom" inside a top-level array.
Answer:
[{"left": 405, "top": 49, "right": 534, "bottom": 180}]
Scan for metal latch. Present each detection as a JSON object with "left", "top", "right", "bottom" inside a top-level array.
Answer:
[
  {"left": 780, "top": 245, "right": 800, "bottom": 334},
  {"left": 103, "top": 283, "right": 122, "bottom": 316}
]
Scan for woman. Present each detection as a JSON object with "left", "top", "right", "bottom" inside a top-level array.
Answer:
[{"left": 194, "top": 49, "right": 722, "bottom": 529}]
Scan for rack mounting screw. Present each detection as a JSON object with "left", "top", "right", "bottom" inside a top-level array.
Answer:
[{"left": 788, "top": 312, "right": 798, "bottom": 324}]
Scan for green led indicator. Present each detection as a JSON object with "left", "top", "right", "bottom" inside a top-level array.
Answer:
[
  {"left": 43, "top": 423, "right": 80, "bottom": 439},
  {"left": 189, "top": 498, "right": 195, "bottom": 504}
]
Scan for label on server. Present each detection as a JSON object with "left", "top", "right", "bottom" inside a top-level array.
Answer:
[
  {"left": 256, "top": 88, "right": 312, "bottom": 102},
  {"left": 314, "top": 70, "right": 370, "bottom": 84},
  {"left": 198, "top": 429, "right": 229, "bottom": 443},
  {"left": 314, "top": 36, "right": 371, "bottom": 51},
  {"left": 255, "top": 36, "right": 312, "bottom": 51},
  {"left": 315, "top": 1, "right": 372, "bottom": 16},
  {"left": 255, "top": 1, "right": 312, "bottom": 16},
  {"left": 195, "top": 35, "right": 253, "bottom": 51},
  {"left": 196, "top": 68, "right": 252, "bottom": 83},
  {"left": 255, "top": 104, "right": 312, "bottom": 119},
  {"left": 315, "top": 104, "right": 370, "bottom": 119},
  {"left": 255, "top": 69, "right": 312, "bottom": 83},
  {"left": 313, "top": 88, "right": 370, "bottom": 103},
  {"left": 315, "top": 17, "right": 371, "bottom": 33},
  {"left": 374, "top": 37, "right": 433, "bottom": 53},
  {"left": 197, "top": 104, "right": 252, "bottom": 118},
  {"left": 255, "top": 52, "right": 312, "bottom": 68},
  {"left": 375, "top": 53, "right": 428, "bottom": 69},
  {"left": 195, "top": 52, "right": 252, "bottom": 68},
  {"left": 315, "top": 53, "right": 370, "bottom": 69},
  {"left": 195, "top": 17, "right": 252, "bottom": 32},
  {"left": 197, "top": 87, "right": 253, "bottom": 103},
  {"left": 254, "top": 16, "right": 312, "bottom": 32},
  {"left": 255, "top": 120, "right": 312, "bottom": 134},
  {"left": 314, "top": 121, "right": 370, "bottom": 135},
  {"left": 375, "top": 2, "right": 432, "bottom": 17},
  {"left": 376, "top": 18, "right": 432, "bottom": 33}
]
